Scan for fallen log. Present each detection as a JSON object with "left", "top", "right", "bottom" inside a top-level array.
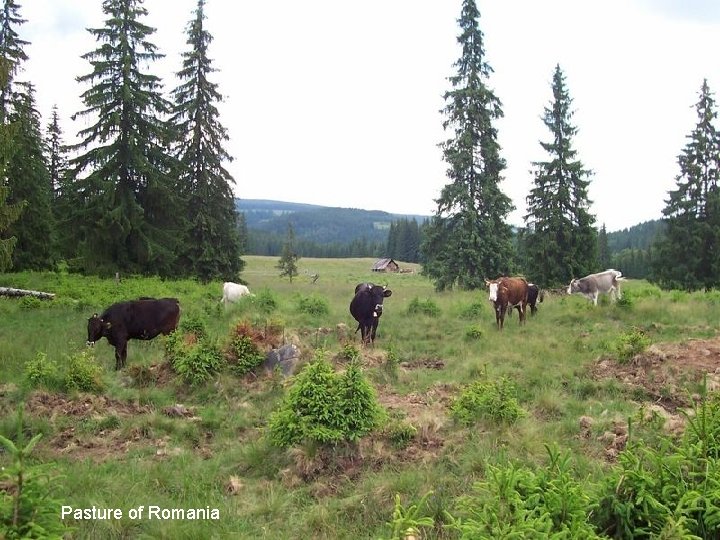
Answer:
[{"left": 0, "top": 287, "right": 55, "bottom": 300}]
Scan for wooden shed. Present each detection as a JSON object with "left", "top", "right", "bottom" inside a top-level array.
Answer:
[{"left": 371, "top": 258, "right": 399, "bottom": 272}]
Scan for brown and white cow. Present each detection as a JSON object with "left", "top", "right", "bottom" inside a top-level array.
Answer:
[
  {"left": 567, "top": 269, "right": 624, "bottom": 306},
  {"left": 485, "top": 277, "right": 529, "bottom": 330}
]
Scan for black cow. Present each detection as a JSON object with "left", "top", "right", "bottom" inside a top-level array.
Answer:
[
  {"left": 527, "top": 283, "right": 544, "bottom": 315},
  {"left": 349, "top": 283, "right": 392, "bottom": 345},
  {"left": 87, "top": 297, "right": 181, "bottom": 370}
]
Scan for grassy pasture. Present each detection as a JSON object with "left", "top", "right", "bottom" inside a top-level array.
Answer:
[{"left": 1, "top": 257, "right": 719, "bottom": 538}]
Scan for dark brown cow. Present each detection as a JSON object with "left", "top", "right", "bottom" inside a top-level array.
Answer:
[
  {"left": 87, "top": 297, "right": 181, "bottom": 370},
  {"left": 485, "top": 277, "right": 529, "bottom": 330},
  {"left": 349, "top": 283, "right": 392, "bottom": 345}
]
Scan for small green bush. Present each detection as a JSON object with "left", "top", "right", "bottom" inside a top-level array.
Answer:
[
  {"left": 615, "top": 290, "right": 634, "bottom": 309},
  {"left": 451, "top": 376, "right": 525, "bottom": 426},
  {"left": 386, "top": 421, "right": 417, "bottom": 449},
  {"left": 269, "top": 354, "right": 383, "bottom": 448},
  {"left": 179, "top": 313, "right": 208, "bottom": 340},
  {"left": 64, "top": 350, "right": 104, "bottom": 393},
  {"left": 465, "top": 324, "right": 484, "bottom": 340},
  {"left": 166, "top": 331, "right": 224, "bottom": 386},
  {"left": 24, "top": 353, "right": 60, "bottom": 390},
  {"left": 228, "top": 335, "right": 265, "bottom": 377},
  {"left": 614, "top": 327, "right": 650, "bottom": 363},
  {"left": 18, "top": 296, "right": 44, "bottom": 310},
  {"left": 407, "top": 297, "right": 441, "bottom": 317},
  {"left": 459, "top": 301, "right": 486, "bottom": 319},
  {"left": 339, "top": 343, "right": 361, "bottom": 362},
  {"left": 255, "top": 288, "right": 279, "bottom": 313},
  {"left": 296, "top": 294, "right": 330, "bottom": 316}
]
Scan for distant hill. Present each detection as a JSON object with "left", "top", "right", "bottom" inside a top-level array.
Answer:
[
  {"left": 235, "top": 199, "right": 429, "bottom": 246},
  {"left": 607, "top": 219, "right": 664, "bottom": 253}
]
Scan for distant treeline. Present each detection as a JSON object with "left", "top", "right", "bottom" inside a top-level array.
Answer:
[{"left": 240, "top": 198, "right": 660, "bottom": 276}]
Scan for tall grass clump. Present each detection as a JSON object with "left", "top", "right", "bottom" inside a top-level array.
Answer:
[
  {"left": 407, "top": 297, "right": 441, "bottom": 317},
  {"left": 254, "top": 288, "right": 279, "bottom": 313},
  {"left": 24, "top": 353, "right": 61, "bottom": 391},
  {"left": 451, "top": 375, "right": 525, "bottom": 426},
  {"left": 296, "top": 294, "right": 330, "bottom": 316},
  {"left": 268, "top": 353, "right": 383, "bottom": 449}
]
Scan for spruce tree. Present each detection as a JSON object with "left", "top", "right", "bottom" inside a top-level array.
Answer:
[
  {"left": 421, "top": 0, "right": 514, "bottom": 290},
  {"left": 45, "top": 105, "right": 67, "bottom": 198},
  {"left": 524, "top": 64, "right": 596, "bottom": 286},
  {"left": 0, "top": 0, "right": 27, "bottom": 123},
  {"left": 652, "top": 79, "right": 720, "bottom": 290},
  {"left": 0, "top": 57, "right": 21, "bottom": 271},
  {"left": 171, "top": 0, "right": 243, "bottom": 282},
  {"left": 68, "top": 0, "right": 184, "bottom": 276},
  {"left": 5, "top": 83, "right": 55, "bottom": 269},
  {"left": 597, "top": 223, "right": 611, "bottom": 270},
  {"left": 277, "top": 222, "right": 299, "bottom": 283}
]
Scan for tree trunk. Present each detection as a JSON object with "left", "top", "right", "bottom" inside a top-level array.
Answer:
[{"left": 0, "top": 287, "right": 55, "bottom": 300}]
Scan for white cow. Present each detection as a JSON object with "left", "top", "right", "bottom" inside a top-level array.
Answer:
[
  {"left": 221, "top": 282, "right": 251, "bottom": 305},
  {"left": 567, "top": 269, "right": 625, "bottom": 306}
]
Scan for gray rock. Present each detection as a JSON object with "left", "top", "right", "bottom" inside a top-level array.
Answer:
[{"left": 263, "top": 344, "right": 301, "bottom": 377}]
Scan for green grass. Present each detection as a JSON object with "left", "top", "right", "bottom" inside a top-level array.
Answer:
[{"left": 1, "top": 258, "right": 719, "bottom": 538}]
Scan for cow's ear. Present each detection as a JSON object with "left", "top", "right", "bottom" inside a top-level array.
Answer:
[
  {"left": 383, "top": 289, "right": 392, "bottom": 297},
  {"left": 92, "top": 313, "right": 98, "bottom": 319}
]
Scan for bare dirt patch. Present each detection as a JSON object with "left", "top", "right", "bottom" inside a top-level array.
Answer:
[
  {"left": 24, "top": 391, "right": 154, "bottom": 462},
  {"left": 589, "top": 336, "right": 720, "bottom": 411}
]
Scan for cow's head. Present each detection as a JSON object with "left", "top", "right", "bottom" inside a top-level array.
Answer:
[
  {"left": 567, "top": 279, "right": 579, "bottom": 295},
  {"left": 360, "top": 284, "right": 392, "bottom": 317},
  {"left": 86, "top": 314, "right": 110, "bottom": 345},
  {"left": 485, "top": 279, "right": 500, "bottom": 302}
]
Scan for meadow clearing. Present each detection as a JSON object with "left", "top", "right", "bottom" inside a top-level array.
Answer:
[{"left": 1, "top": 256, "right": 720, "bottom": 538}]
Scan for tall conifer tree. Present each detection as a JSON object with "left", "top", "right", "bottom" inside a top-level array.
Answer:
[
  {"left": 45, "top": 105, "right": 67, "bottom": 198},
  {"left": 421, "top": 0, "right": 514, "bottom": 290},
  {"left": 5, "top": 83, "right": 55, "bottom": 269},
  {"left": 171, "top": 0, "right": 243, "bottom": 281},
  {"left": 0, "top": 0, "right": 27, "bottom": 123},
  {"left": 524, "top": 64, "right": 596, "bottom": 286},
  {"left": 68, "top": 0, "right": 183, "bottom": 276},
  {"left": 652, "top": 79, "right": 720, "bottom": 290}
]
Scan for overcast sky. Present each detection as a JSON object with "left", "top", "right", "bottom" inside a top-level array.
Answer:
[{"left": 19, "top": 0, "right": 720, "bottom": 232}]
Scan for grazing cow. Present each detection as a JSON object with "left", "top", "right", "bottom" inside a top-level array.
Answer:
[
  {"left": 221, "top": 282, "right": 251, "bottom": 304},
  {"left": 349, "top": 283, "right": 392, "bottom": 345},
  {"left": 507, "top": 283, "right": 543, "bottom": 317},
  {"left": 567, "top": 269, "right": 624, "bottom": 305},
  {"left": 87, "top": 297, "right": 181, "bottom": 370},
  {"left": 485, "top": 277, "right": 529, "bottom": 330}
]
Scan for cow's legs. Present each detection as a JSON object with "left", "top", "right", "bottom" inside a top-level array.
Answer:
[{"left": 115, "top": 340, "right": 128, "bottom": 370}]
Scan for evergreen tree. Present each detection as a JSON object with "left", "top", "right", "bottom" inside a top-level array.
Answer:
[
  {"left": 652, "top": 79, "right": 720, "bottom": 290},
  {"left": 524, "top": 64, "right": 596, "bottom": 286},
  {"left": 0, "top": 57, "right": 22, "bottom": 271},
  {"left": 277, "top": 222, "right": 299, "bottom": 282},
  {"left": 45, "top": 105, "right": 67, "bottom": 198},
  {"left": 171, "top": 0, "right": 243, "bottom": 282},
  {"left": 0, "top": 0, "right": 27, "bottom": 123},
  {"left": 597, "top": 223, "right": 611, "bottom": 270},
  {"left": 5, "top": 83, "right": 55, "bottom": 269},
  {"left": 421, "top": 0, "right": 514, "bottom": 290},
  {"left": 67, "top": 0, "right": 184, "bottom": 276}
]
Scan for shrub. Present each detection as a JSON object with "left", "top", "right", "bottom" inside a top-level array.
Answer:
[
  {"left": 24, "top": 353, "right": 60, "bottom": 390},
  {"left": 228, "top": 335, "right": 265, "bottom": 377},
  {"left": 18, "top": 296, "right": 44, "bottom": 310},
  {"left": 64, "top": 350, "right": 104, "bottom": 393},
  {"left": 465, "top": 324, "right": 484, "bottom": 340},
  {"left": 269, "top": 354, "right": 383, "bottom": 448},
  {"left": 296, "top": 294, "right": 330, "bottom": 316},
  {"left": 451, "top": 376, "right": 525, "bottom": 426},
  {"left": 614, "top": 327, "right": 650, "bottom": 363},
  {"left": 339, "top": 343, "right": 360, "bottom": 362},
  {"left": 459, "top": 301, "right": 486, "bottom": 319},
  {"left": 179, "top": 313, "right": 208, "bottom": 340},
  {"left": 386, "top": 421, "right": 417, "bottom": 449},
  {"left": 615, "top": 290, "right": 634, "bottom": 309},
  {"left": 174, "top": 341, "right": 224, "bottom": 386},
  {"left": 166, "top": 330, "right": 224, "bottom": 386},
  {"left": 407, "top": 297, "right": 441, "bottom": 317},
  {"left": 255, "top": 288, "right": 279, "bottom": 313}
]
